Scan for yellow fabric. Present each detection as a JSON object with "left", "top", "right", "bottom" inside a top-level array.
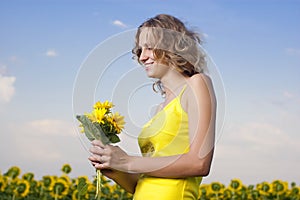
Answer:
[{"left": 134, "top": 86, "right": 202, "bottom": 200}]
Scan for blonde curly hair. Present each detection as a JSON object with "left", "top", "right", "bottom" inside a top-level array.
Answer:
[{"left": 132, "top": 14, "right": 206, "bottom": 77}]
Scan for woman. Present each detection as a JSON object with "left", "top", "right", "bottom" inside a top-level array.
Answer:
[{"left": 89, "top": 14, "right": 216, "bottom": 199}]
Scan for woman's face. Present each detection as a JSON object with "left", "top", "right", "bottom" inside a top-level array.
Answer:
[{"left": 138, "top": 28, "right": 170, "bottom": 79}]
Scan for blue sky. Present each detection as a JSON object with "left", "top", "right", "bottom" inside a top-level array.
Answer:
[{"left": 1, "top": 0, "right": 299, "bottom": 185}]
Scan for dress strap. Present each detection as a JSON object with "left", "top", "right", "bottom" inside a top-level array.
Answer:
[{"left": 178, "top": 85, "right": 187, "bottom": 99}]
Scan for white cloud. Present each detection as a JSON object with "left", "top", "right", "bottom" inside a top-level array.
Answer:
[
  {"left": 45, "top": 49, "right": 58, "bottom": 57},
  {"left": 9, "top": 119, "right": 82, "bottom": 161},
  {"left": 285, "top": 48, "right": 300, "bottom": 57},
  {"left": 0, "top": 74, "right": 16, "bottom": 103},
  {"left": 112, "top": 20, "right": 127, "bottom": 28},
  {"left": 25, "top": 119, "right": 77, "bottom": 137},
  {"left": 0, "top": 64, "right": 7, "bottom": 74},
  {"left": 205, "top": 120, "right": 300, "bottom": 184},
  {"left": 283, "top": 91, "right": 293, "bottom": 99},
  {"left": 271, "top": 90, "right": 300, "bottom": 110},
  {"left": 237, "top": 122, "right": 290, "bottom": 149},
  {"left": 2, "top": 118, "right": 91, "bottom": 178},
  {"left": 222, "top": 121, "right": 299, "bottom": 153}
]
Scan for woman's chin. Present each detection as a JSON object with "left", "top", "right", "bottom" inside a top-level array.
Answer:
[{"left": 146, "top": 72, "right": 155, "bottom": 78}]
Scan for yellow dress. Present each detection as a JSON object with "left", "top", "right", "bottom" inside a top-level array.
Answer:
[{"left": 134, "top": 86, "right": 202, "bottom": 200}]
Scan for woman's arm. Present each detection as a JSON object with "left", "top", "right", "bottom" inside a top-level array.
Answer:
[
  {"left": 90, "top": 73, "right": 216, "bottom": 178},
  {"left": 89, "top": 159, "right": 139, "bottom": 193},
  {"left": 100, "top": 169, "right": 139, "bottom": 194}
]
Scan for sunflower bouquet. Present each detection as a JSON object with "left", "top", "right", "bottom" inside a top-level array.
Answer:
[{"left": 76, "top": 100, "right": 125, "bottom": 199}]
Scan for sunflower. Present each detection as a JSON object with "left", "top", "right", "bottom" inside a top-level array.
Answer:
[
  {"left": 14, "top": 179, "right": 30, "bottom": 197},
  {"left": 22, "top": 172, "right": 34, "bottom": 181},
  {"left": 94, "top": 100, "right": 114, "bottom": 110},
  {"left": 86, "top": 108, "right": 107, "bottom": 123},
  {"left": 61, "top": 164, "right": 72, "bottom": 174},
  {"left": 272, "top": 180, "right": 288, "bottom": 196},
  {"left": 42, "top": 175, "right": 55, "bottom": 191},
  {"left": 108, "top": 112, "right": 125, "bottom": 133},
  {"left": 76, "top": 176, "right": 89, "bottom": 185},
  {"left": 49, "top": 178, "right": 69, "bottom": 199},
  {"left": 289, "top": 186, "right": 300, "bottom": 197},
  {"left": 223, "top": 188, "right": 232, "bottom": 199},
  {"left": 198, "top": 184, "right": 209, "bottom": 199},
  {"left": 0, "top": 175, "right": 8, "bottom": 192},
  {"left": 59, "top": 175, "right": 71, "bottom": 185},
  {"left": 207, "top": 182, "right": 224, "bottom": 199},
  {"left": 72, "top": 189, "right": 89, "bottom": 200},
  {"left": 229, "top": 179, "right": 243, "bottom": 191},
  {"left": 5, "top": 166, "right": 21, "bottom": 180},
  {"left": 87, "top": 183, "right": 96, "bottom": 194},
  {"left": 249, "top": 189, "right": 260, "bottom": 199},
  {"left": 257, "top": 181, "right": 272, "bottom": 196},
  {"left": 75, "top": 176, "right": 91, "bottom": 198}
]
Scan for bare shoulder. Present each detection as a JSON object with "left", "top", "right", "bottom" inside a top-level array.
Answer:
[
  {"left": 187, "top": 74, "right": 216, "bottom": 108},
  {"left": 188, "top": 73, "right": 212, "bottom": 87},
  {"left": 182, "top": 73, "right": 216, "bottom": 112},
  {"left": 187, "top": 73, "right": 214, "bottom": 93}
]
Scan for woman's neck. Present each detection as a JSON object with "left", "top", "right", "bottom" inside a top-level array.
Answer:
[{"left": 160, "top": 72, "right": 187, "bottom": 98}]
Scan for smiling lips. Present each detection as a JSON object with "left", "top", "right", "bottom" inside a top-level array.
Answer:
[{"left": 144, "top": 62, "right": 153, "bottom": 71}]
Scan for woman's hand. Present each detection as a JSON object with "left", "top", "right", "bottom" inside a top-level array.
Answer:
[
  {"left": 88, "top": 140, "right": 139, "bottom": 193},
  {"left": 88, "top": 140, "right": 130, "bottom": 172}
]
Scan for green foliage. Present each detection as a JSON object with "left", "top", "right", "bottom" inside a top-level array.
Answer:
[
  {"left": 76, "top": 115, "right": 110, "bottom": 144},
  {"left": 0, "top": 165, "right": 299, "bottom": 200},
  {"left": 199, "top": 179, "right": 300, "bottom": 200},
  {"left": 0, "top": 165, "right": 133, "bottom": 200}
]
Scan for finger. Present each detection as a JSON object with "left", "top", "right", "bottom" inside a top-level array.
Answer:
[
  {"left": 90, "top": 154, "right": 109, "bottom": 165},
  {"left": 91, "top": 140, "right": 105, "bottom": 148},
  {"left": 95, "top": 162, "right": 109, "bottom": 170},
  {"left": 88, "top": 155, "right": 99, "bottom": 162},
  {"left": 89, "top": 146, "right": 105, "bottom": 155},
  {"left": 90, "top": 161, "right": 99, "bottom": 167},
  {"left": 89, "top": 154, "right": 102, "bottom": 163},
  {"left": 99, "top": 155, "right": 110, "bottom": 163},
  {"left": 94, "top": 162, "right": 103, "bottom": 169}
]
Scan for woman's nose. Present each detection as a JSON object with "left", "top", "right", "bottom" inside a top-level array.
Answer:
[{"left": 139, "top": 48, "right": 148, "bottom": 63}]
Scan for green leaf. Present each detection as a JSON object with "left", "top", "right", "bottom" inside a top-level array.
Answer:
[
  {"left": 109, "top": 134, "right": 120, "bottom": 143},
  {"left": 76, "top": 115, "right": 110, "bottom": 144},
  {"left": 77, "top": 179, "right": 88, "bottom": 196}
]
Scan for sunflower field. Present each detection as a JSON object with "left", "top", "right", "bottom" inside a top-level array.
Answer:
[{"left": 0, "top": 165, "right": 299, "bottom": 200}]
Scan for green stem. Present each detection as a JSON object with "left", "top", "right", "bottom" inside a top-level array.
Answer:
[
  {"left": 118, "top": 189, "right": 124, "bottom": 200},
  {"left": 39, "top": 186, "right": 43, "bottom": 198},
  {"left": 78, "top": 189, "right": 81, "bottom": 200},
  {"left": 55, "top": 186, "right": 58, "bottom": 200},
  {"left": 95, "top": 169, "right": 101, "bottom": 200}
]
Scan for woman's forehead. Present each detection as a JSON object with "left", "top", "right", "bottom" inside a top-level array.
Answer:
[{"left": 138, "top": 28, "right": 156, "bottom": 47}]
